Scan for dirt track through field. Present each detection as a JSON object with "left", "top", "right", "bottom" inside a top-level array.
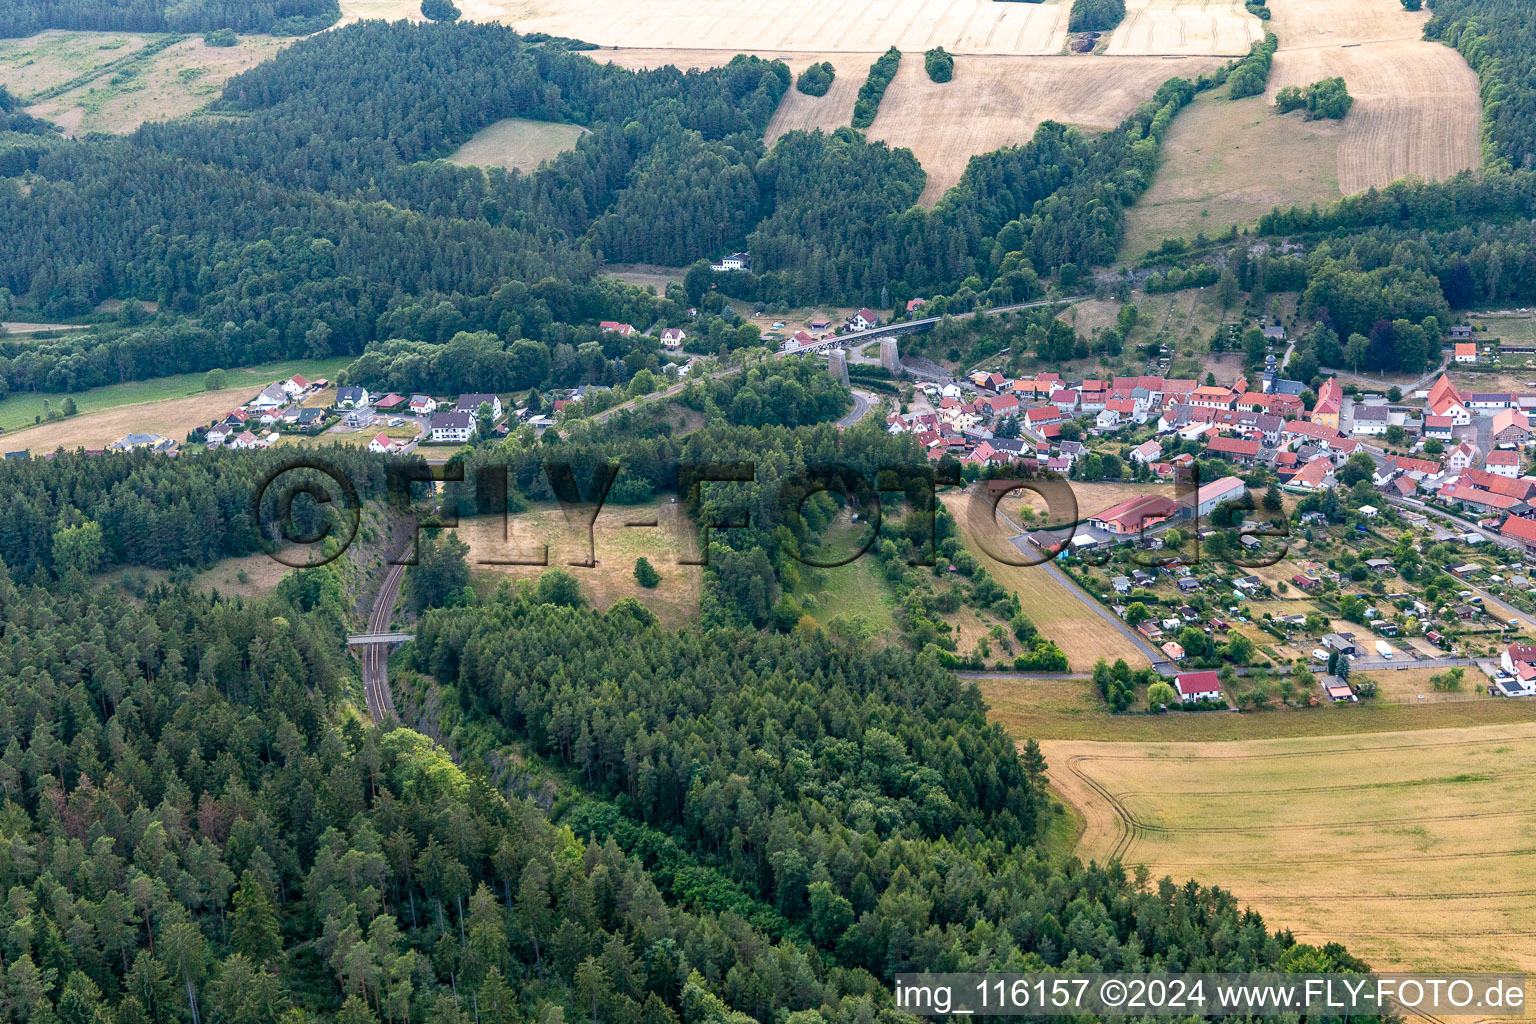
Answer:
[
  {"left": 1266, "top": 0, "right": 1481, "bottom": 193},
  {"left": 1046, "top": 723, "right": 1536, "bottom": 980},
  {"left": 942, "top": 490, "right": 1151, "bottom": 670}
]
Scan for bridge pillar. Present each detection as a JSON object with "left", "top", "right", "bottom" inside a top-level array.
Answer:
[
  {"left": 828, "top": 348, "right": 850, "bottom": 386},
  {"left": 879, "top": 337, "right": 902, "bottom": 374}
]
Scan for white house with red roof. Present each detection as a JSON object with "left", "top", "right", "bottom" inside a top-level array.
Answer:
[
  {"left": 1286, "top": 457, "right": 1336, "bottom": 492},
  {"left": 1454, "top": 342, "right": 1477, "bottom": 364},
  {"left": 599, "top": 320, "right": 636, "bottom": 335},
  {"left": 368, "top": 433, "right": 407, "bottom": 454},
  {"left": 1486, "top": 449, "right": 1522, "bottom": 478},
  {"left": 1128, "top": 439, "right": 1162, "bottom": 464},
  {"left": 1447, "top": 440, "right": 1480, "bottom": 472},
  {"left": 409, "top": 394, "right": 437, "bottom": 415},
  {"left": 849, "top": 308, "right": 881, "bottom": 331},
  {"left": 1173, "top": 671, "right": 1221, "bottom": 703},
  {"left": 283, "top": 374, "right": 311, "bottom": 396}
]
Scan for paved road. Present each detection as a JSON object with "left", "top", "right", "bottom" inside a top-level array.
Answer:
[
  {"left": 359, "top": 555, "right": 406, "bottom": 724},
  {"left": 837, "top": 388, "right": 878, "bottom": 429},
  {"left": 989, "top": 500, "right": 1176, "bottom": 676}
]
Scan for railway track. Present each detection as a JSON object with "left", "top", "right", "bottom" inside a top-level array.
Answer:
[{"left": 359, "top": 556, "right": 407, "bottom": 724}]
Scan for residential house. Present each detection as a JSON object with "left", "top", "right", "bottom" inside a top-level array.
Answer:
[
  {"left": 1173, "top": 671, "right": 1222, "bottom": 703},
  {"left": 1025, "top": 405, "right": 1062, "bottom": 429},
  {"left": 1428, "top": 374, "right": 1472, "bottom": 425},
  {"left": 1486, "top": 449, "right": 1523, "bottom": 478},
  {"left": 849, "top": 308, "right": 881, "bottom": 331},
  {"left": 1128, "top": 439, "right": 1162, "bottom": 464},
  {"left": 978, "top": 394, "right": 1020, "bottom": 420},
  {"left": 660, "top": 327, "right": 686, "bottom": 349},
  {"left": 457, "top": 394, "right": 504, "bottom": 421},
  {"left": 282, "top": 374, "right": 311, "bottom": 396},
  {"left": 335, "top": 386, "right": 369, "bottom": 409},
  {"left": 408, "top": 395, "right": 437, "bottom": 415},
  {"left": 598, "top": 321, "right": 636, "bottom": 335},
  {"left": 1447, "top": 440, "right": 1480, "bottom": 472},
  {"left": 1351, "top": 404, "right": 1389, "bottom": 436},
  {"left": 1311, "top": 378, "right": 1343, "bottom": 429},
  {"left": 1450, "top": 324, "right": 1474, "bottom": 339},
  {"left": 1424, "top": 415, "right": 1455, "bottom": 441},
  {"left": 249, "top": 383, "right": 289, "bottom": 411},
  {"left": 112, "top": 432, "right": 167, "bottom": 451},
  {"left": 430, "top": 411, "right": 476, "bottom": 443},
  {"left": 1190, "top": 386, "right": 1236, "bottom": 411},
  {"left": 1286, "top": 456, "right": 1336, "bottom": 492},
  {"left": 368, "top": 433, "right": 406, "bottom": 454},
  {"left": 1455, "top": 342, "right": 1477, "bottom": 364}
]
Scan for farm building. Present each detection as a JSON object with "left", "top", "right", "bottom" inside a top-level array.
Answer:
[
  {"left": 1184, "top": 476, "right": 1245, "bottom": 518},
  {"left": 1088, "top": 495, "right": 1179, "bottom": 536}
]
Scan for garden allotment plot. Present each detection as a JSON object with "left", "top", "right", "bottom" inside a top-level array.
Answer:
[{"left": 1045, "top": 724, "right": 1536, "bottom": 979}]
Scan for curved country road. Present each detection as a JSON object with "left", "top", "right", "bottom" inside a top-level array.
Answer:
[{"left": 360, "top": 557, "right": 406, "bottom": 724}]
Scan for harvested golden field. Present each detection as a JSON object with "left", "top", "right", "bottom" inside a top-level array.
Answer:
[
  {"left": 765, "top": 56, "right": 868, "bottom": 144},
  {"left": 7, "top": 33, "right": 292, "bottom": 136},
  {"left": 447, "top": 117, "right": 589, "bottom": 173},
  {"left": 1045, "top": 723, "right": 1536, "bottom": 975},
  {"left": 869, "top": 54, "right": 1224, "bottom": 204},
  {"left": 943, "top": 489, "right": 1151, "bottom": 670},
  {"left": 982, "top": 676, "right": 1536, "bottom": 742},
  {"left": 342, "top": 0, "right": 1074, "bottom": 54},
  {"left": 457, "top": 502, "right": 701, "bottom": 626},
  {"left": 1266, "top": 0, "right": 1481, "bottom": 195},
  {"left": 1103, "top": 0, "right": 1263, "bottom": 57},
  {"left": 1122, "top": 89, "right": 1342, "bottom": 254},
  {"left": 0, "top": 390, "right": 244, "bottom": 452}
]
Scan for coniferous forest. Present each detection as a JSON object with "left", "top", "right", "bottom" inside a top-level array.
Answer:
[{"left": 7, "top": 3, "right": 1536, "bottom": 1018}]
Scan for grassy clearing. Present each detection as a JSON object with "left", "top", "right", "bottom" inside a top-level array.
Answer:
[
  {"left": 3, "top": 31, "right": 292, "bottom": 135},
  {"left": 446, "top": 117, "right": 589, "bottom": 173},
  {"left": 1123, "top": 89, "right": 1342, "bottom": 256},
  {"left": 942, "top": 490, "right": 1150, "bottom": 670},
  {"left": 1044, "top": 722, "right": 1536, "bottom": 973},
  {"left": 457, "top": 502, "right": 702, "bottom": 627},
  {"left": 99, "top": 551, "right": 294, "bottom": 604},
  {"left": 0, "top": 357, "right": 349, "bottom": 442},
  {"left": 0, "top": 356, "right": 350, "bottom": 432},
  {"left": 798, "top": 555, "right": 899, "bottom": 642}
]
